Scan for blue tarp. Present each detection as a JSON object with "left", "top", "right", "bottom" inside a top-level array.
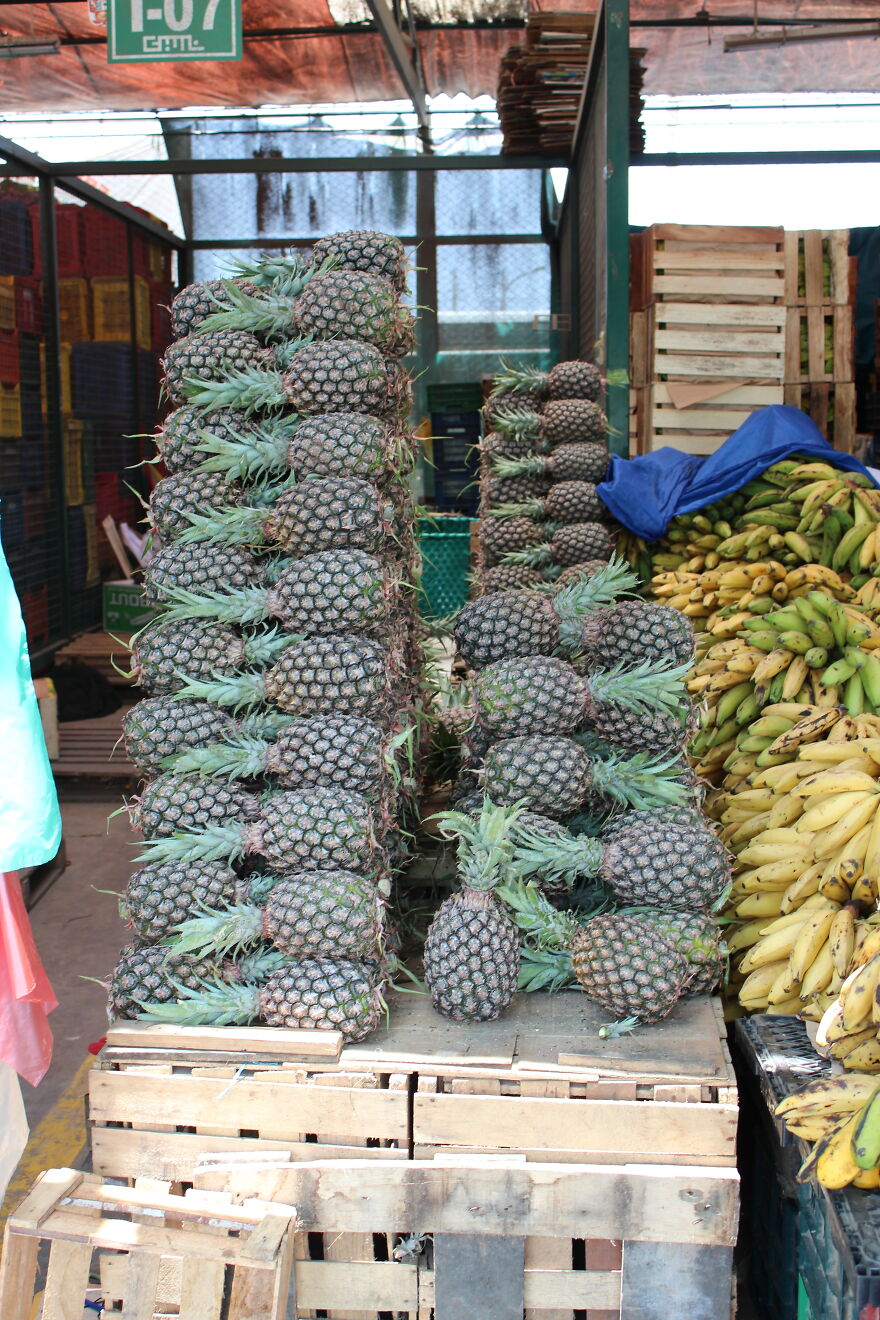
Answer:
[{"left": 598, "top": 405, "right": 877, "bottom": 542}]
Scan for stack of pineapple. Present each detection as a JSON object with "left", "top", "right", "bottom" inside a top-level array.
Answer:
[
  {"left": 110, "top": 231, "right": 422, "bottom": 1042},
  {"left": 473, "top": 360, "right": 619, "bottom": 593},
  {"left": 422, "top": 558, "right": 732, "bottom": 1028}
]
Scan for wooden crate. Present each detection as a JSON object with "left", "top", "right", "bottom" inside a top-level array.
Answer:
[
  {"left": 784, "top": 304, "right": 855, "bottom": 385},
  {"left": 645, "top": 300, "right": 786, "bottom": 384},
  {"left": 631, "top": 382, "right": 784, "bottom": 456},
  {"left": 783, "top": 381, "right": 857, "bottom": 455},
  {"left": 783, "top": 228, "right": 854, "bottom": 306},
  {"left": 0, "top": 1168, "right": 296, "bottom": 1320},
  {"left": 630, "top": 223, "right": 785, "bottom": 312},
  {"left": 190, "top": 1153, "right": 739, "bottom": 1320}
]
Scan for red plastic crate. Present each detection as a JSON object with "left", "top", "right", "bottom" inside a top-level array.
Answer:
[
  {"left": 21, "top": 584, "right": 49, "bottom": 649},
  {"left": 0, "top": 331, "right": 20, "bottom": 387},
  {"left": 149, "top": 281, "right": 174, "bottom": 352},
  {"left": 28, "top": 201, "right": 85, "bottom": 277},
  {"left": 14, "top": 278, "right": 42, "bottom": 335},
  {"left": 95, "top": 470, "right": 139, "bottom": 525},
  {"left": 81, "top": 207, "right": 151, "bottom": 277},
  {"left": 23, "top": 490, "right": 47, "bottom": 538}
]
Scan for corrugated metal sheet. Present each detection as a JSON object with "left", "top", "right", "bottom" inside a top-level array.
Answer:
[{"left": 0, "top": 2, "right": 878, "bottom": 114}]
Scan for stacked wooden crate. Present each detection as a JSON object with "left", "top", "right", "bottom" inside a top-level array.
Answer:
[
  {"left": 782, "top": 229, "right": 857, "bottom": 453},
  {"left": 630, "top": 224, "right": 857, "bottom": 457},
  {"left": 85, "top": 992, "right": 739, "bottom": 1319},
  {"left": 629, "top": 224, "right": 786, "bottom": 457}
]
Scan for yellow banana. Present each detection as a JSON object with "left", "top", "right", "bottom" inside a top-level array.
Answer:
[
  {"left": 840, "top": 956, "right": 880, "bottom": 1032},
  {"left": 766, "top": 795, "right": 804, "bottom": 829},
  {"left": 765, "top": 708, "right": 843, "bottom": 756},
  {"left": 815, "top": 1110, "right": 864, "bottom": 1188},
  {"left": 829, "top": 906, "right": 857, "bottom": 978},
  {"left": 793, "top": 771, "right": 880, "bottom": 798},
  {"left": 726, "top": 920, "right": 777, "bottom": 955},
  {"left": 853, "top": 1088, "right": 880, "bottom": 1169},
  {"left": 737, "top": 841, "right": 812, "bottom": 867},
  {"left": 782, "top": 656, "right": 811, "bottom": 701},
  {"left": 828, "top": 1028, "right": 878, "bottom": 1061},
  {"left": 789, "top": 906, "right": 840, "bottom": 983},
  {"left": 851, "top": 930, "right": 880, "bottom": 971},
  {"left": 739, "top": 921, "right": 806, "bottom": 973},
  {"left": 800, "top": 943, "right": 835, "bottom": 998},
  {"left": 738, "top": 959, "right": 788, "bottom": 1007},
  {"left": 796, "top": 791, "right": 878, "bottom": 835},
  {"left": 735, "top": 891, "right": 785, "bottom": 918},
  {"left": 780, "top": 863, "right": 825, "bottom": 911},
  {"left": 852, "top": 874, "right": 879, "bottom": 905},
  {"left": 776, "top": 1072, "right": 880, "bottom": 1118},
  {"left": 813, "top": 794, "right": 880, "bottom": 860},
  {"left": 841, "top": 1038, "right": 880, "bottom": 1074},
  {"left": 852, "top": 1166, "right": 880, "bottom": 1188},
  {"left": 861, "top": 796, "right": 880, "bottom": 880}
]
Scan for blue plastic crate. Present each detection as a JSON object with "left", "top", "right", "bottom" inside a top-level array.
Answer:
[
  {"left": 0, "top": 488, "right": 24, "bottom": 552},
  {"left": 0, "top": 201, "right": 33, "bottom": 276}
]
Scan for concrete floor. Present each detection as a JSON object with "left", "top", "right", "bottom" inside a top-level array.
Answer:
[{"left": 22, "top": 785, "right": 133, "bottom": 1129}]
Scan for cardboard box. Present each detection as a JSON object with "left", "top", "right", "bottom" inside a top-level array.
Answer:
[{"left": 102, "top": 580, "right": 158, "bottom": 633}]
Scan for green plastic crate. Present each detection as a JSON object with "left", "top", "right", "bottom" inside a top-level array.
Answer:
[{"left": 417, "top": 516, "right": 475, "bottom": 620}]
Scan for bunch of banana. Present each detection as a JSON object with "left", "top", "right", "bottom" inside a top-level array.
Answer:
[
  {"left": 814, "top": 941, "right": 880, "bottom": 1072},
  {"left": 775, "top": 1073, "right": 880, "bottom": 1189}
]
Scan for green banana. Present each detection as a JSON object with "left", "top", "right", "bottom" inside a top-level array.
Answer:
[
  {"left": 736, "top": 693, "right": 761, "bottom": 725},
  {"left": 827, "top": 601, "right": 851, "bottom": 651},
  {"left": 860, "top": 653, "right": 880, "bottom": 708},
  {"left": 777, "top": 630, "right": 814, "bottom": 656},
  {"left": 833, "top": 523, "right": 874, "bottom": 573},
  {"left": 716, "top": 681, "right": 754, "bottom": 724},
  {"left": 844, "top": 671, "right": 866, "bottom": 716},
  {"left": 766, "top": 609, "right": 811, "bottom": 634},
  {"left": 821, "top": 657, "right": 859, "bottom": 687},
  {"left": 805, "top": 647, "right": 829, "bottom": 669}
]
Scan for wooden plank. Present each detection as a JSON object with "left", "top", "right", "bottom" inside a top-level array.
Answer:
[
  {"left": 413, "top": 1093, "right": 737, "bottom": 1163},
  {"left": 652, "top": 247, "right": 784, "bottom": 271},
  {"left": 41, "top": 1239, "right": 94, "bottom": 1320},
  {"left": 833, "top": 381, "right": 857, "bottom": 454},
  {"left": 434, "top": 1233, "right": 525, "bottom": 1320},
  {"left": 651, "top": 405, "right": 758, "bottom": 433},
  {"left": 525, "top": 1236, "right": 573, "bottom": 1320},
  {"left": 652, "top": 302, "right": 787, "bottom": 327},
  {"left": 649, "top": 223, "right": 784, "bottom": 245},
  {"left": 103, "top": 1021, "right": 343, "bottom": 1059},
  {"left": 179, "top": 1257, "right": 227, "bottom": 1320},
  {"left": 32, "top": 1209, "right": 264, "bottom": 1264},
  {"left": 88, "top": 1071, "right": 409, "bottom": 1142},
  {"left": 91, "top": 1127, "right": 409, "bottom": 1181},
  {"left": 651, "top": 275, "right": 784, "bottom": 300},
  {"left": 803, "top": 229, "right": 825, "bottom": 306},
  {"left": 120, "top": 1250, "right": 163, "bottom": 1320},
  {"left": 652, "top": 351, "right": 784, "bottom": 379},
  {"left": 297, "top": 1260, "right": 419, "bottom": 1312},
  {"left": 652, "top": 383, "right": 782, "bottom": 408},
  {"left": 654, "top": 327, "right": 784, "bottom": 356},
  {"left": 783, "top": 229, "right": 799, "bottom": 305},
  {"left": 828, "top": 230, "right": 852, "bottom": 305},
  {"left": 420, "top": 1267, "right": 621, "bottom": 1311},
  {"left": 620, "top": 1241, "right": 734, "bottom": 1320},
  {"left": 0, "top": 1230, "right": 39, "bottom": 1320},
  {"left": 6, "top": 1169, "right": 84, "bottom": 1231},
  {"left": 193, "top": 1158, "right": 741, "bottom": 1247}
]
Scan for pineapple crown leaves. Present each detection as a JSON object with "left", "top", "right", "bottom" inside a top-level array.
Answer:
[
  {"left": 225, "top": 250, "right": 332, "bottom": 295},
  {"left": 552, "top": 553, "right": 639, "bottom": 618},
  {"left": 492, "top": 359, "right": 548, "bottom": 395},
  {"left": 587, "top": 749, "right": 690, "bottom": 810},
  {"left": 161, "top": 733, "right": 271, "bottom": 779},
  {"left": 175, "top": 503, "right": 269, "bottom": 548},
  {"left": 598, "top": 1016, "right": 639, "bottom": 1039},
  {"left": 493, "top": 405, "right": 541, "bottom": 440},
  {"left": 196, "top": 264, "right": 331, "bottom": 337},
  {"left": 135, "top": 974, "right": 259, "bottom": 1026},
  {"left": 136, "top": 820, "right": 248, "bottom": 868},
  {"left": 494, "top": 879, "right": 579, "bottom": 992},
  {"left": 168, "top": 671, "right": 268, "bottom": 714},
  {"left": 383, "top": 723, "right": 418, "bottom": 787},
  {"left": 583, "top": 658, "right": 692, "bottom": 718},
  {"left": 156, "top": 582, "right": 272, "bottom": 627},
  {"left": 167, "top": 900, "right": 263, "bottom": 960},
  {"left": 194, "top": 424, "right": 289, "bottom": 482},
  {"left": 490, "top": 453, "right": 543, "bottom": 479},
  {"left": 509, "top": 824, "right": 603, "bottom": 889},
  {"left": 180, "top": 362, "right": 288, "bottom": 414},
  {"left": 431, "top": 797, "right": 525, "bottom": 893},
  {"left": 491, "top": 498, "right": 547, "bottom": 521}
]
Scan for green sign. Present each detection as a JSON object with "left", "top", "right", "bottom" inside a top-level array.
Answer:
[{"left": 108, "top": 0, "right": 242, "bottom": 63}]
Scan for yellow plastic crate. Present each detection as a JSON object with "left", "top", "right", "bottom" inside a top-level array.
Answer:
[
  {"left": 64, "top": 421, "right": 85, "bottom": 505},
  {"left": 83, "top": 501, "right": 100, "bottom": 586},
  {"left": 91, "top": 275, "right": 151, "bottom": 351},
  {"left": 0, "top": 383, "right": 22, "bottom": 438},
  {"left": 40, "top": 343, "right": 73, "bottom": 417},
  {"left": 58, "top": 277, "right": 91, "bottom": 342},
  {"left": 0, "top": 278, "right": 15, "bottom": 332}
]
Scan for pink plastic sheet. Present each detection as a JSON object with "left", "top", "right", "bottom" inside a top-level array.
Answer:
[{"left": 0, "top": 872, "right": 56, "bottom": 1087}]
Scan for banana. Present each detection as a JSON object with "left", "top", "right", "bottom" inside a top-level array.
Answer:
[
  {"left": 789, "top": 906, "right": 840, "bottom": 983},
  {"left": 781, "top": 655, "right": 811, "bottom": 700},
  {"left": 726, "top": 920, "right": 778, "bottom": 955},
  {"left": 739, "top": 922, "right": 806, "bottom": 973},
  {"left": 737, "top": 841, "right": 812, "bottom": 867},
  {"left": 840, "top": 1038, "right": 880, "bottom": 1073},
  {"left": 840, "top": 957, "right": 880, "bottom": 1032},
  {"left": 812, "top": 794, "right": 880, "bottom": 860},
  {"left": 796, "top": 791, "right": 879, "bottom": 835},
  {"left": 793, "top": 770, "right": 880, "bottom": 799},
  {"left": 735, "top": 891, "right": 785, "bottom": 918},
  {"left": 739, "top": 959, "right": 788, "bottom": 1007},
  {"left": 780, "top": 863, "right": 825, "bottom": 911},
  {"left": 851, "top": 931, "right": 880, "bottom": 971},
  {"left": 775, "top": 1073, "right": 880, "bottom": 1118},
  {"left": 766, "top": 795, "right": 804, "bottom": 829},
  {"left": 801, "top": 943, "right": 835, "bottom": 998},
  {"left": 829, "top": 906, "right": 857, "bottom": 978},
  {"left": 815, "top": 1110, "right": 864, "bottom": 1188},
  {"left": 764, "top": 709, "right": 842, "bottom": 758},
  {"left": 852, "top": 1166, "right": 880, "bottom": 1189},
  {"left": 828, "top": 1028, "right": 878, "bottom": 1061}
]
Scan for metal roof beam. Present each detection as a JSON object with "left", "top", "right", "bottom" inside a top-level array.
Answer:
[
  {"left": 363, "top": 0, "right": 431, "bottom": 148},
  {"left": 7, "top": 154, "right": 566, "bottom": 175}
]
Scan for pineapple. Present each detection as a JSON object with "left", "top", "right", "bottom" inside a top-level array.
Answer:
[
  {"left": 480, "top": 472, "right": 550, "bottom": 509},
  {"left": 495, "top": 400, "right": 606, "bottom": 449},
  {"left": 167, "top": 868, "right": 385, "bottom": 962},
  {"left": 122, "top": 697, "right": 290, "bottom": 775},
  {"left": 109, "top": 942, "right": 221, "bottom": 1019},
  {"left": 478, "top": 515, "right": 545, "bottom": 566},
  {"left": 136, "top": 785, "right": 389, "bottom": 877},
  {"left": 170, "top": 633, "right": 406, "bottom": 722},
  {"left": 169, "top": 277, "right": 274, "bottom": 339},
  {"left": 481, "top": 428, "right": 539, "bottom": 461},
  {"left": 128, "top": 774, "right": 262, "bottom": 839},
  {"left": 423, "top": 801, "right": 522, "bottom": 1022},
  {"left": 311, "top": 229, "right": 409, "bottom": 291},
  {"left": 129, "top": 619, "right": 290, "bottom": 695},
  {"left": 137, "top": 957, "right": 385, "bottom": 1040},
  {"left": 490, "top": 441, "right": 609, "bottom": 486},
  {"left": 176, "top": 477, "right": 404, "bottom": 561},
  {"left": 502, "top": 522, "right": 615, "bottom": 570},
  {"left": 454, "top": 558, "right": 694, "bottom": 670},
  {"left": 623, "top": 908, "right": 725, "bottom": 995},
  {"left": 470, "top": 655, "right": 690, "bottom": 742},
  {"left": 571, "top": 914, "right": 691, "bottom": 1022},
  {"left": 492, "top": 358, "right": 602, "bottom": 403},
  {"left": 550, "top": 559, "right": 613, "bottom": 591},
  {"left": 123, "top": 859, "right": 238, "bottom": 941},
  {"left": 194, "top": 411, "right": 415, "bottom": 486},
  {"left": 162, "top": 328, "right": 274, "bottom": 405},
  {"left": 493, "top": 480, "right": 606, "bottom": 526},
  {"left": 482, "top": 735, "right": 689, "bottom": 817},
  {"left": 147, "top": 470, "right": 244, "bottom": 541},
  {"left": 178, "top": 338, "right": 410, "bottom": 421},
  {"left": 585, "top": 699, "right": 695, "bottom": 758},
  {"left": 142, "top": 541, "right": 262, "bottom": 605},
  {"left": 165, "top": 713, "right": 413, "bottom": 806},
  {"left": 155, "top": 549, "right": 402, "bottom": 638},
  {"left": 510, "top": 813, "right": 731, "bottom": 910},
  {"left": 153, "top": 406, "right": 282, "bottom": 474},
  {"left": 199, "top": 270, "right": 415, "bottom": 358},
  {"left": 483, "top": 390, "right": 544, "bottom": 428},
  {"left": 477, "top": 563, "right": 544, "bottom": 594}
]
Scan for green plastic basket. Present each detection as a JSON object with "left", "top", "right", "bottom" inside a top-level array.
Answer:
[{"left": 417, "top": 516, "right": 475, "bottom": 620}]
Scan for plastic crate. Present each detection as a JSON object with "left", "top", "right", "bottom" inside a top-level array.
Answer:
[
  {"left": 58, "top": 277, "right": 91, "bottom": 342},
  {"left": 426, "top": 382, "right": 483, "bottom": 411},
  {"left": 430, "top": 432, "right": 479, "bottom": 470},
  {"left": 417, "top": 515, "right": 474, "bottom": 619},
  {"left": 149, "top": 281, "right": 174, "bottom": 351},
  {"left": 64, "top": 421, "right": 85, "bottom": 505},
  {"left": 0, "top": 490, "right": 24, "bottom": 552},
  {"left": 81, "top": 209, "right": 130, "bottom": 276},
  {"left": 0, "top": 331, "right": 20, "bottom": 387},
  {"left": 433, "top": 469, "right": 478, "bottom": 514},
  {"left": 21, "top": 584, "right": 50, "bottom": 650},
  {"left": 23, "top": 491, "right": 48, "bottom": 540},
  {"left": 0, "top": 278, "right": 16, "bottom": 331},
  {"left": 83, "top": 501, "right": 100, "bottom": 587},
  {"left": 20, "top": 436, "right": 47, "bottom": 490},
  {"left": 0, "top": 199, "right": 33, "bottom": 276},
  {"left": 0, "top": 384, "right": 22, "bottom": 438},
  {"left": 91, "top": 275, "right": 151, "bottom": 351},
  {"left": 14, "top": 278, "right": 42, "bottom": 335},
  {"left": 40, "top": 343, "right": 73, "bottom": 417},
  {"left": 29, "top": 200, "right": 84, "bottom": 277},
  {"left": 0, "top": 440, "right": 21, "bottom": 491},
  {"left": 146, "top": 238, "right": 172, "bottom": 283},
  {"left": 18, "top": 331, "right": 41, "bottom": 391},
  {"left": 735, "top": 1016, "right": 880, "bottom": 1320}
]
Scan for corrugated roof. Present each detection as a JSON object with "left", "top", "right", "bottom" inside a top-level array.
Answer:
[{"left": 0, "top": 3, "right": 878, "bottom": 115}]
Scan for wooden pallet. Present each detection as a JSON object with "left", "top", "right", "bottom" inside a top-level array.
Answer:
[
  {"left": 630, "top": 382, "right": 784, "bottom": 457},
  {"left": 630, "top": 224, "right": 786, "bottom": 312},
  {"left": 53, "top": 629, "right": 135, "bottom": 686},
  {"left": 0, "top": 1168, "right": 296, "bottom": 1320},
  {"left": 784, "top": 303, "right": 855, "bottom": 385},
  {"left": 54, "top": 705, "right": 136, "bottom": 778},
  {"left": 783, "top": 228, "right": 854, "bottom": 306}
]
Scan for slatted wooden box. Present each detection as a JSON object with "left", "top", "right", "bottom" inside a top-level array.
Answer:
[
  {"left": 630, "top": 223, "right": 786, "bottom": 312},
  {"left": 783, "top": 229, "right": 854, "bottom": 307}
]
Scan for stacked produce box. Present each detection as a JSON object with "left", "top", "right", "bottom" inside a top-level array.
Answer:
[
  {"left": 421, "top": 359, "right": 732, "bottom": 1030},
  {"left": 109, "top": 231, "right": 421, "bottom": 1043}
]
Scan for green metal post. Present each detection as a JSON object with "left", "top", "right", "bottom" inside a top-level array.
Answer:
[{"left": 604, "top": 0, "right": 630, "bottom": 456}]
